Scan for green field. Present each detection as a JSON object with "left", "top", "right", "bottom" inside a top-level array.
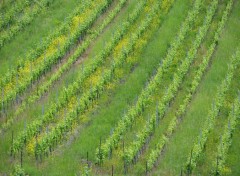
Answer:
[{"left": 0, "top": 0, "right": 239, "bottom": 175}]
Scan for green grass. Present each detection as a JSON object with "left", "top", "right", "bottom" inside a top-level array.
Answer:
[
  {"left": 0, "top": 0, "right": 81, "bottom": 75},
  {"left": 107, "top": 0, "right": 211, "bottom": 174},
  {"left": 194, "top": 62, "right": 240, "bottom": 175},
  {"left": 0, "top": 0, "right": 132, "bottom": 130},
  {"left": 5, "top": 0, "right": 194, "bottom": 175},
  {"left": 0, "top": 0, "right": 15, "bottom": 12},
  {"left": 224, "top": 121, "right": 240, "bottom": 176},
  {"left": 152, "top": 1, "right": 240, "bottom": 175},
  {"left": 131, "top": 0, "right": 226, "bottom": 173},
  {"left": 0, "top": 0, "right": 143, "bottom": 174},
  {"left": 0, "top": 0, "right": 239, "bottom": 175}
]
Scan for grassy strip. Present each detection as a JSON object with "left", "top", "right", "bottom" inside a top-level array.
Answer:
[
  {"left": 0, "top": 0, "right": 91, "bottom": 101},
  {"left": 0, "top": 0, "right": 34, "bottom": 30},
  {"left": 34, "top": 0, "right": 165, "bottom": 160},
  {"left": 223, "top": 121, "right": 240, "bottom": 175},
  {"left": 146, "top": 1, "right": 233, "bottom": 172},
  {"left": 151, "top": 1, "right": 240, "bottom": 173},
  {"left": 0, "top": 0, "right": 54, "bottom": 48},
  {"left": 0, "top": 0, "right": 127, "bottom": 132},
  {"left": 31, "top": 0, "right": 191, "bottom": 174},
  {"left": 0, "top": 0, "right": 90, "bottom": 75},
  {"left": 0, "top": 0, "right": 112, "bottom": 111},
  {"left": 11, "top": 0, "right": 147, "bottom": 155},
  {"left": 213, "top": 95, "right": 240, "bottom": 175},
  {"left": 125, "top": 0, "right": 219, "bottom": 170},
  {"left": 0, "top": 0, "right": 15, "bottom": 12},
  {"left": 185, "top": 47, "right": 240, "bottom": 173},
  {"left": 98, "top": 0, "right": 202, "bottom": 162}
]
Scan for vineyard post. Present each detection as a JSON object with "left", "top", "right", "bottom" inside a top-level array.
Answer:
[
  {"left": 11, "top": 131, "right": 14, "bottom": 156},
  {"left": 112, "top": 165, "right": 114, "bottom": 176},
  {"left": 124, "top": 160, "right": 127, "bottom": 175},
  {"left": 216, "top": 156, "right": 219, "bottom": 175},
  {"left": 87, "top": 151, "right": 89, "bottom": 168},
  {"left": 20, "top": 149, "right": 23, "bottom": 168},
  {"left": 98, "top": 137, "right": 102, "bottom": 166},
  {"left": 180, "top": 168, "right": 183, "bottom": 176}
]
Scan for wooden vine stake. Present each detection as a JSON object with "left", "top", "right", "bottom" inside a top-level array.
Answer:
[
  {"left": 124, "top": 160, "right": 127, "bottom": 175},
  {"left": 216, "top": 156, "right": 219, "bottom": 175},
  {"left": 20, "top": 149, "right": 23, "bottom": 168},
  {"left": 111, "top": 165, "right": 114, "bottom": 176},
  {"left": 87, "top": 151, "right": 89, "bottom": 168},
  {"left": 188, "top": 149, "right": 193, "bottom": 175},
  {"left": 98, "top": 137, "right": 102, "bottom": 166},
  {"left": 11, "top": 131, "right": 14, "bottom": 156}
]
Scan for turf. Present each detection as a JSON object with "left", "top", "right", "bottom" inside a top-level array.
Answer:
[{"left": 0, "top": 0, "right": 239, "bottom": 175}]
